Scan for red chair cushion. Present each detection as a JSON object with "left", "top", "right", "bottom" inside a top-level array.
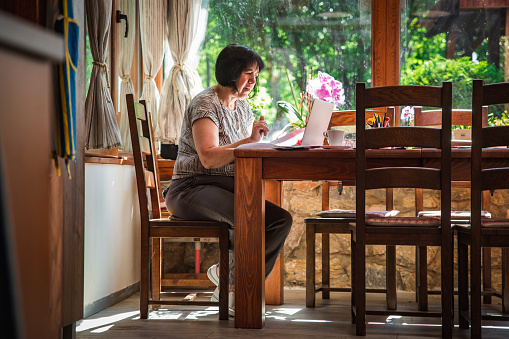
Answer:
[
  {"left": 417, "top": 210, "right": 491, "bottom": 219},
  {"left": 317, "top": 209, "right": 399, "bottom": 218},
  {"left": 366, "top": 217, "right": 441, "bottom": 226},
  {"left": 481, "top": 219, "right": 509, "bottom": 228}
]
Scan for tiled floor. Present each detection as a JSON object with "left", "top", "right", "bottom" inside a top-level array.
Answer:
[{"left": 76, "top": 289, "right": 509, "bottom": 338}]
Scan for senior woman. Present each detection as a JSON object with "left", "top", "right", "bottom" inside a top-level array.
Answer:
[{"left": 163, "top": 44, "right": 292, "bottom": 316}]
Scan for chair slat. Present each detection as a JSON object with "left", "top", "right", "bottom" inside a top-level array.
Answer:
[
  {"left": 366, "top": 167, "right": 441, "bottom": 190},
  {"left": 482, "top": 126, "right": 509, "bottom": 148},
  {"left": 365, "top": 127, "right": 441, "bottom": 149},
  {"left": 134, "top": 101, "right": 147, "bottom": 121},
  {"left": 365, "top": 85, "right": 443, "bottom": 108},
  {"left": 482, "top": 82, "right": 509, "bottom": 106},
  {"left": 144, "top": 170, "right": 155, "bottom": 189},
  {"left": 328, "top": 109, "right": 391, "bottom": 128},
  {"left": 415, "top": 107, "right": 488, "bottom": 129},
  {"left": 139, "top": 136, "right": 151, "bottom": 155},
  {"left": 481, "top": 168, "right": 509, "bottom": 191}
]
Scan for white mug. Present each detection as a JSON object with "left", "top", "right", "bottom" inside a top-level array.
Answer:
[{"left": 323, "top": 129, "right": 345, "bottom": 146}]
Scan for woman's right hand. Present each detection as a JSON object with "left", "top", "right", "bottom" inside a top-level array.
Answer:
[{"left": 250, "top": 116, "right": 269, "bottom": 143}]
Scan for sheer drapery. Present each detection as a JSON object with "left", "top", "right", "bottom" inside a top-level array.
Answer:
[
  {"left": 139, "top": 0, "right": 167, "bottom": 138},
  {"left": 84, "top": 0, "right": 122, "bottom": 149},
  {"left": 158, "top": 0, "right": 207, "bottom": 144},
  {"left": 117, "top": 0, "right": 136, "bottom": 152}
]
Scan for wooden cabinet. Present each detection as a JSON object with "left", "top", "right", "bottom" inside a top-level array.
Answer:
[{"left": 0, "top": 11, "right": 64, "bottom": 339}]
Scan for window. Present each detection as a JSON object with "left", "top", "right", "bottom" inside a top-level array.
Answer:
[
  {"left": 197, "top": 0, "right": 372, "bottom": 137},
  {"left": 400, "top": 0, "right": 508, "bottom": 124}
]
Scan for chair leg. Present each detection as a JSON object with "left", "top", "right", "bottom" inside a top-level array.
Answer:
[
  {"left": 355, "top": 237, "right": 366, "bottom": 336},
  {"left": 350, "top": 233, "right": 356, "bottom": 324},
  {"left": 471, "top": 244, "right": 482, "bottom": 339},
  {"left": 458, "top": 237, "right": 469, "bottom": 329},
  {"left": 416, "top": 246, "right": 428, "bottom": 311},
  {"left": 140, "top": 233, "right": 150, "bottom": 319},
  {"left": 151, "top": 238, "right": 161, "bottom": 301},
  {"left": 218, "top": 226, "right": 229, "bottom": 320},
  {"left": 483, "top": 247, "right": 492, "bottom": 304},
  {"left": 322, "top": 232, "right": 330, "bottom": 300},
  {"left": 306, "top": 224, "right": 316, "bottom": 307},
  {"left": 441, "top": 241, "right": 454, "bottom": 339},
  {"left": 503, "top": 248, "right": 509, "bottom": 314},
  {"left": 482, "top": 190, "right": 492, "bottom": 305},
  {"left": 386, "top": 245, "right": 397, "bottom": 310}
]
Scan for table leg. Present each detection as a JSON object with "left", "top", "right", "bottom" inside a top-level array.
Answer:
[
  {"left": 235, "top": 157, "right": 265, "bottom": 328},
  {"left": 264, "top": 180, "right": 284, "bottom": 306}
]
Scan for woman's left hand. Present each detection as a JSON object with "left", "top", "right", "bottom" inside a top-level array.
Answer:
[{"left": 250, "top": 116, "right": 269, "bottom": 143}]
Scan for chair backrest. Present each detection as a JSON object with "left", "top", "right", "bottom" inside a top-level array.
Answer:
[
  {"left": 355, "top": 82, "right": 452, "bottom": 227},
  {"left": 414, "top": 107, "right": 488, "bottom": 128},
  {"left": 413, "top": 106, "right": 489, "bottom": 215},
  {"left": 126, "top": 93, "right": 161, "bottom": 221},
  {"left": 323, "top": 108, "right": 396, "bottom": 209},
  {"left": 471, "top": 80, "right": 509, "bottom": 229}
]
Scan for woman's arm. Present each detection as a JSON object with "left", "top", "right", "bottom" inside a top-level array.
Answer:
[{"left": 193, "top": 116, "right": 268, "bottom": 169}]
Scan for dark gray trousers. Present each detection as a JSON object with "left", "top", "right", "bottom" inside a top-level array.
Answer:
[{"left": 164, "top": 175, "right": 292, "bottom": 284}]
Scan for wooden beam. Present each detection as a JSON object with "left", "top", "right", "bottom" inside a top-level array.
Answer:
[
  {"left": 372, "top": 0, "right": 401, "bottom": 125},
  {"left": 372, "top": 0, "right": 400, "bottom": 88},
  {"left": 506, "top": 8, "right": 509, "bottom": 82}
]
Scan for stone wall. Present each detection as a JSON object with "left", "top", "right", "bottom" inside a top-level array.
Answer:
[
  {"left": 283, "top": 181, "right": 508, "bottom": 292},
  {"left": 162, "top": 181, "right": 508, "bottom": 292}
]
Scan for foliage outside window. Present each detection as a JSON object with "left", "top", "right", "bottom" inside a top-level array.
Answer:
[
  {"left": 197, "top": 0, "right": 372, "bottom": 137},
  {"left": 400, "top": 0, "right": 507, "bottom": 125}
]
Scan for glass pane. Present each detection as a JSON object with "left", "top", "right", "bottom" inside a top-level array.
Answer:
[
  {"left": 198, "top": 0, "right": 372, "bottom": 137},
  {"left": 400, "top": 0, "right": 508, "bottom": 125}
]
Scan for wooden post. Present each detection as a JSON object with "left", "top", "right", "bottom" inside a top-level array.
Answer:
[
  {"left": 372, "top": 0, "right": 400, "bottom": 88},
  {"left": 372, "top": 0, "right": 400, "bottom": 125},
  {"left": 264, "top": 180, "right": 284, "bottom": 305}
]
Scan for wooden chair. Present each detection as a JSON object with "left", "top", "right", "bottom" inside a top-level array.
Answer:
[
  {"left": 457, "top": 80, "right": 509, "bottom": 337},
  {"left": 413, "top": 107, "right": 492, "bottom": 310},
  {"left": 126, "top": 94, "right": 229, "bottom": 320},
  {"left": 351, "top": 82, "right": 453, "bottom": 337},
  {"left": 305, "top": 108, "right": 399, "bottom": 309}
]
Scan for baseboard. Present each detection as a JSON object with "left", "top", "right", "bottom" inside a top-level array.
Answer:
[{"left": 83, "top": 282, "right": 140, "bottom": 318}]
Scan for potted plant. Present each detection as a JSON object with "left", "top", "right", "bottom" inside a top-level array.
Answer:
[{"left": 277, "top": 70, "right": 345, "bottom": 134}]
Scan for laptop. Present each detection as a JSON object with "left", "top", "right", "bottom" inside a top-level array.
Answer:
[{"left": 271, "top": 98, "right": 335, "bottom": 148}]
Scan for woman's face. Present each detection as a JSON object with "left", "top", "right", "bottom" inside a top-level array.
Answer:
[{"left": 235, "top": 64, "right": 259, "bottom": 99}]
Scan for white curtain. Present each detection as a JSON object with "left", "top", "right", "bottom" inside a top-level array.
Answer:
[
  {"left": 85, "top": 0, "right": 122, "bottom": 149},
  {"left": 139, "top": 0, "right": 167, "bottom": 138},
  {"left": 117, "top": 0, "right": 136, "bottom": 152},
  {"left": 158, "top": 0, "right": 207, "bottom": 144}
]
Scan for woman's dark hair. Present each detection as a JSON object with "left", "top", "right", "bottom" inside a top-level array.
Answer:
[{"left": 215, "top": 44, "right": 265, "bottom": 98}]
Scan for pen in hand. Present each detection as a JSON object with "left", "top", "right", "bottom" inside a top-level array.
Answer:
[{"left": 257, "top": 115, "right": 269, "bottom": 140}]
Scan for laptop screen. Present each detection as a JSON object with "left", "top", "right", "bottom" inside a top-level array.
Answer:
[{"left": 300, "top": 98, "right": 334, "bottom": 146}]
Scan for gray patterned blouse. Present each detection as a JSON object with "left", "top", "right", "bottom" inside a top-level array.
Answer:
[{"left": 171, "top": 86, "right": 253, "bottom": 179}]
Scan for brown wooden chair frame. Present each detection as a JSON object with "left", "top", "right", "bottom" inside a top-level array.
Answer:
[
  {"left": 351, "top": 82, "right": 453, "bottom": 337},
  {"left": 457, "top": 80, "right": 509, "bottom": 338},
  {"left": 413, "top": 106, "right": 492, "bottom": 310},
  {"left": 126, "top": 94, "right": 229, "bottom": 320},
  {"left": 305, "top": 108, "right": 398, "bottom": 310}
]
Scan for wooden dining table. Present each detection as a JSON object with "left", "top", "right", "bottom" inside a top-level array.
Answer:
[{"left": 233, "top": 145, "right": 509, "bottom": 329}]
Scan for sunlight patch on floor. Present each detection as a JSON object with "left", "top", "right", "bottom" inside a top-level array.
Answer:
[
  {"left": 90, "top": 325, "right": 114, "bottom": 333},
  {"left": 76, "top": 311, "right": 139, "bottom": 332},
  {"left": 292, "top": 319, "right": 333, "bottom": 323},
  {"left": 272, "top": 307, "right": 302, "bottom": 316}
]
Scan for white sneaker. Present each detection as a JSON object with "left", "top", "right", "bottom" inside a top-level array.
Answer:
[
  {"left": 207, "top": 264, "right": 219, "bottom": 286},
  {"left": 210, "top": 288, "right": 234, "bottom": 317},
  {"left": 228, "top": 291, "right": 235, "bottom": 317},
  {"left": 211, "top": 287, "right": 219, "bottom": 302}
]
